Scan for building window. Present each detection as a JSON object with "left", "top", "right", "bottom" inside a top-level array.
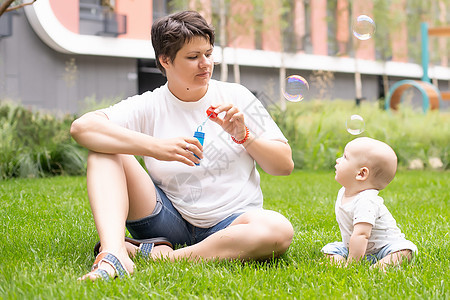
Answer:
[
  {"left": 211, "top": 0, "right": 227, "bottom": 47},
  {"left": 79, "top": 0, "right": 127, "bottom": 37},
  {"left": 303, "top": 0, "right": 312, "bottom": 54},
  {"left": 282, "top": 0, "right": 297, "bottom": 52},
  {"left": 153, "top": 0, "right": 178, "bottom": 21},
  {"left": 327, "top": 1, "right": 338, "bottom": 56},
  {"left": 0, "top": 11, "right": 13, "bottom": 39},
  {"left": 254, "top": 2, "right": 263, "bottom": 50},
  {"left": 80, "top": 0, "right": 103, "bottom": 21}
]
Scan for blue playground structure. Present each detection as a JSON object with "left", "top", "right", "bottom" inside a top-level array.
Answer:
[{"left": 385, "top": 22, "right": 450, "bottom": 112}]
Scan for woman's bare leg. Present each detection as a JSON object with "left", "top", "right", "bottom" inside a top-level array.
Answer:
[
  {"left": 80, "top": 153, "right": 293, "bottom": 265},
  {"left": 149, "top": 210, "right": 294, "bottom": 261},
  {"left": 80, "top": 152, "right": 158, "bottom": 280}
]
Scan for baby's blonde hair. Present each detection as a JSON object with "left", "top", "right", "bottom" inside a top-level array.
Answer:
[{"left": 352, "top": 137, "right": 397, "bottom": 190}]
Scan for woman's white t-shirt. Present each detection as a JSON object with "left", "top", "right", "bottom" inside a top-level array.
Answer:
[{"left": 101, "top": 80, "right": 287, "bottom": 227}]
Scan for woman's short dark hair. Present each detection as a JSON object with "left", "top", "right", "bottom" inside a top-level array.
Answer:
[{"left": 151, "top": 11, "right": 215, "bottom": 76}]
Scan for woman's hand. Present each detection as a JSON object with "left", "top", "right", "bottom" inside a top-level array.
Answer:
[
  {"left": 152, "top": 137, "right": 204, "bottom": 166},
  {"left": 206, "top": 104, "right": 294, "bottom": 175},
  {"left": 208, "top": 104, "right": 247, "bottom": 141},
  {"left": 71, "top": 112, "right": 203, "bottom": 166}
]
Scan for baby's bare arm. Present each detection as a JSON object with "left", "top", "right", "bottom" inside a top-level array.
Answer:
[{"left": 346, "top": 222, "right": 372, "bottom": 265}]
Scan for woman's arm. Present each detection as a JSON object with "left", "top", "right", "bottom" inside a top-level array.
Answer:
[
  {"left": 70, "top": 111, "right": 203, "bottom": 166},
  {"left": 243, "top": 134, "right": 294, "bottom": 175},
  {"left": 209, "top": 104, "right": 294, "bottom": 176}
]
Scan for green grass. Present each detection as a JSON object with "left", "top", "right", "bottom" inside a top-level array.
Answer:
[{"left": 0, "top": 170, "right": 449, "bottom": 299}]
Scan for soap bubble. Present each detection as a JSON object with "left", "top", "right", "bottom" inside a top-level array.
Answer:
[
  {"left": 352, "top": 15, "right": 376, "bottom": 40},
  {"left": 346, "top": 114, "right": 365, "bottom": 135},
  {"left": 282, "top": 75, "right": 309, "bottom": 102}
]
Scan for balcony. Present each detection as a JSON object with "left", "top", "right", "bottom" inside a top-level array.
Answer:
[
  {"left": 0, "top": 11, "right": 13, "bottom": 38},
  {"left": 79, "top": 3, "right": 127, "bottom": 37}
]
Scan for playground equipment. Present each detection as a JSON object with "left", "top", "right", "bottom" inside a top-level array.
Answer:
[{"left": 385, "top": 22, "right": 450, "bottom": 112}]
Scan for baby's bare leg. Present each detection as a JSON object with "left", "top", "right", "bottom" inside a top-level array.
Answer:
[{"left": 372, "top": 249, "right": 412, "bottom": 270}]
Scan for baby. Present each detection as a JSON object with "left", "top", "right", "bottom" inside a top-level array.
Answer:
[{"left": 322, "top": 137, "right": 417, "bottom": 269}]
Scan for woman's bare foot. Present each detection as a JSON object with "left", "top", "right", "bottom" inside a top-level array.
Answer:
[
  {"left": 124, "top": 241, "right": 173, "bottom": 260},
  {"left": 78, "top": 249, "right": 134, "bottom": 281},
  {"left": 151, "top": 245, "right": 173, "bottom": 260}
]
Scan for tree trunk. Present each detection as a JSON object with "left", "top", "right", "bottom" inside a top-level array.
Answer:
[
  {"left": 354, "top": 58, "right": 363, "bottom": 103},
  {"left": 0, "top": 0, "right": 37, "bottom": 17},
  {"left": 219, "top": 0, "right": 228, "bottom": 82},
  {"left": 382, "top": 73, "right": 389, "bottom": 98},
  {"left": 233, "top": 50, "right": 240, "bottom": 84},
  {"left": 279, "top": 53, "right": 286, "bottom": 111},
  {"left": 0, "top": 0, "right": 15, "bottom": 17}
]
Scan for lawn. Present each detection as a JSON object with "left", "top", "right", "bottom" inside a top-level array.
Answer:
[{"left": 0, "top": 170, "right": 448, "bottom": 299}]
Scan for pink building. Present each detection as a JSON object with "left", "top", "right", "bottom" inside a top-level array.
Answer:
[{"left": 0, "top": 0, "right": 448, "bottom": 112}]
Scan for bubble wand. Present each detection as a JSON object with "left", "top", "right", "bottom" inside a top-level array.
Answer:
[{"left": 193, "top": 106, "right": 218, "bottom": 165}]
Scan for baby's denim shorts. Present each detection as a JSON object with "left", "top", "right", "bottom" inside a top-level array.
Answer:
[
  {"left": 321, "top": 240, "right": 418, "bottom": 264},
  {"left": 126, "top": 185, "right": 242, "bottom": 247}
]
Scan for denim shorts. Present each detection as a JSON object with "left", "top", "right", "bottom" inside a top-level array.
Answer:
[
  {"left": 126, "top": 185, "right": 242, "bottom": 247},
  {"left": 321, "top": 241, "right": 418, "bottom": 264}
]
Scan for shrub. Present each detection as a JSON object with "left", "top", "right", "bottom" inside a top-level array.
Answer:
[
  {"left": 270, "top": 100, "right": 449, "bottom": 170},
  {"left": 1, "top": 98, "right": 447, "bottom": 179},
  {"left": 0, "top": 101, "right": 86, "bottom": 179}
]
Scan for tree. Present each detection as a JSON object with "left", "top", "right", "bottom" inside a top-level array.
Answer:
[{"left": 0, "top": 0, "right": 37, "bottom": 18}]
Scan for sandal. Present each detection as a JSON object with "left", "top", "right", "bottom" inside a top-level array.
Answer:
[
  {"left": 94, "top": 237, "right": 173, "bottom": 258},
  {"left": 83, "top": 252, "right": 129, "bottom": 281}
]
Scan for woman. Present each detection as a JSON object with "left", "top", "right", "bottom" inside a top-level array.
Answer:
[{"left": 71, "top": 10, "right": 294, "bottom": 281}]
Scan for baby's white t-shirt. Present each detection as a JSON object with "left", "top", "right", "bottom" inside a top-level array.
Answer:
[
  {"left": 335, "top": 187, "right": 407, "bottom": 254},
  {"left": 100, "top": 80, "right": 287, "bottom": 227}
]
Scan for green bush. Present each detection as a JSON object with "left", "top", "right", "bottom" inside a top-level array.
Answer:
[
  {"left": 0, "top": 101, "right": 87, "bottom": 179},
  {"left": 270, "top": 100, "right": 449, "bottom": 170},
  {"left": 1, "top": 98, "right": 447, "bottom": 179}
]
